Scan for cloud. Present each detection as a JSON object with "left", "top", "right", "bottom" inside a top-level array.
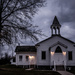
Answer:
[
  {"left": 1, "top": 0, "right": 75, "bottom": 55},
  {"left": 33, "top": 0, "right": 75, "bottom": 42},
  {"left": 61, "top": 23, "right": 75, "bottom": 39}
]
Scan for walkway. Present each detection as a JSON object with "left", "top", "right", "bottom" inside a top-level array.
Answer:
[
  {"left": 25, "top": 68, "right": 33, "bottom": 70},
  {"left": 57, "top": 71, "right": 74, "bottom": 75}
]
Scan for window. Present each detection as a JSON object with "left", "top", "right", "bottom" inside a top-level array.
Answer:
[
  {"left": 26, "top": 56, "right": 29, "bottom": 61},
  {"left": 68, "top": 51, "right": 72, "bottom": 60},
  {"left": 55, "top": 46, "right": 62, "bottom": 53},
  {"left": 41, "top": 51, "right": 46, "bottom": 60},
  {"left": 19, "top": 55, "right": 22, "bottom": 61}
]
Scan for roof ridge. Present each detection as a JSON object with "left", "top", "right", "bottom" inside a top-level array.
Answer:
[{"left": 36, "top": 35, "right": 75, "bottom": 45}]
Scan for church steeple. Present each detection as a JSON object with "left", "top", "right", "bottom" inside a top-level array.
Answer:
[{"left": 50, "top": 16, "right": 61, "bottom": 36}]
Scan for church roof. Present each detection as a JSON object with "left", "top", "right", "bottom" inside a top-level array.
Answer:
[
  {"left": 49, "top": 41, "right": 68, "bottom": 49},
  {"left": 36, "top": 35, "right": 75, "bottom": 46},
  {"left": 52, "top": 16, "right": 60, "bottom": 25},
  {"left": 15, "top": 46, "right": 37, "bottom": 52}
]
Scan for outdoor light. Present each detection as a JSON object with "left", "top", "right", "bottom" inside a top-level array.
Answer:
[
  {"left": 63, "top": 52, "right": 66, "bottom": 56},
  {"left": 29, "top": 56, "right": 35, "bottom": 59},
  {"left": 51, "top": 52, "right": 54, "bottom": 55}
]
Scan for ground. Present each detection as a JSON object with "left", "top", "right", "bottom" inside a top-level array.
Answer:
[
  {"left": 0, "top": 65, "right": 75, "bottom": 75},
  {"left": 68, "top": 70, "right": 75, "bottom": 74},
  {"left": 0, "top": 65, "right": 61, "bottom": 75}
]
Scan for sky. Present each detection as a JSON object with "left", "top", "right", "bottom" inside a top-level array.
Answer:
[
  {"left": 33, "top": 0, "right": 75, "bottom": 43},
  {"left": 17, "top": 0, "right": 75, "bottom": 45},
  {"left": 1, "top": 0, "right": 75, "bottom": 56}
]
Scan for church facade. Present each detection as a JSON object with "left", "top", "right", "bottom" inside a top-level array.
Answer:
[{"left": 15, "top": 16, "right": 75, "bottom": 70}]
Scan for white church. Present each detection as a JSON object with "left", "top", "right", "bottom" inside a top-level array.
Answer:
[{"left": 14, "top": 16, "right": 75, "bottom": 70}]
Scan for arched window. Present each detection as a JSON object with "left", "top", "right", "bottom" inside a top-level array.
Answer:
[{"left": 55, "top": 46, "right": 62, "bottom": 53}]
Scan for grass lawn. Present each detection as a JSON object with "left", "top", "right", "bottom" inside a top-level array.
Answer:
[{"left": 0, "top": 65, "right": 61, "bottom": 75}]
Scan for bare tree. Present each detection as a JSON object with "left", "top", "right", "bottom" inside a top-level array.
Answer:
[{"left": 0, "top": 0, "right": 45, "bottom": 45}]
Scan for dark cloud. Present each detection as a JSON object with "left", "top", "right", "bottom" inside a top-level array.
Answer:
[
  {"left": 2, "top": 0, "right": 75, "bottom": 54},
  {"left": 57, "top": 0, "right": 75, "bottom": 40},
  {"left": 33, "top": 0, "right": 75, "bottom": 42},
  {"left": 57, "top": 0, "right": 75, "bottom": 24}
]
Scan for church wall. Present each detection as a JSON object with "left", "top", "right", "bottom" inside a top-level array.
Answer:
[
  {"left": 16, "top": 52, "right": 36, "bottom": 66},
  {"left": 55, "top": 37, "right": 75, "bottom": 66},
  {"left": 67, "top": 50, "right": 75, "bottom": 66},
  {"left": 36, "top": 37, "right": 56, "bottom": 66},
  {"left": 36, "top": 35, "right": 75, "bottom": 66},
  {"left": 37, "top": 46, "right": 50, "bottom": 66}
]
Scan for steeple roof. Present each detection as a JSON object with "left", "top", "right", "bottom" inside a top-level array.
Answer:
[
  {"left": 52, "top": 16, "right": 60, "bottom": 25},
  {"left": 50, "top": 16, "right": 61, "bottom": 35}
]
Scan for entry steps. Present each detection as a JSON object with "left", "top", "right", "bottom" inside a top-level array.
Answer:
[{"left": 56, "top": 65, "right": 65, "bottom": 71}]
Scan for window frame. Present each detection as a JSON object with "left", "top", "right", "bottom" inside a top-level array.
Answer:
[
  {"left": 55, "top": 46, "right": 62, "bottom": 53},
  {"left": 41, "top": 51, "right": 46, "bottom": 60},
  {"left": 26, "top": 56, "right": 29, "bottom": 61},
  {"left": 68, "top": 51, "right": 73, "bottom": 60},
  {"left": 19, "top": 55, "right": 22, "bottom": 61}
]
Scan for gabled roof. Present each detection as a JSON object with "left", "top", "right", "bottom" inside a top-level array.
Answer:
[
  {"left": 50, "top": 41, "right": 67, "bottom": 49},
  {"left": 36, "top": 35, "right": 75, "bottom": 46},
  {"left": 15, "top": 46, "right": 37, "bottom": 52},
  {"left": 36, "top": 36, "right": 53, "bottom": 46},
  {"left": 59, "top": 35, "right": 75, "bottom": 44}
]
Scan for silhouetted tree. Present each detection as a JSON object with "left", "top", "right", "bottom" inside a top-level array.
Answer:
[
  {"left": 0, "top": 53, "right": 11, "bottom": 65},
  {"left": 0, "top": 0, "right": 45, "bottom": 45}
]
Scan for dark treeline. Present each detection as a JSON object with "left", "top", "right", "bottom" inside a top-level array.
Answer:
[{"left": 0, "top": 53, "right": 11, "bottom": 65}]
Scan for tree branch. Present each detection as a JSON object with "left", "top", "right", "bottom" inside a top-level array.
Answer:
[
  {"left": 2, "top": 0, "right": 19, "bottom": 24},
  {"left": 2, "top": 0, "right": 11, "bottom": 12}
]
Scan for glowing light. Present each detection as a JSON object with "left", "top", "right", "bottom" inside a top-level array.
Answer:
[
  {"left": 51, "top": 52, "right": 54, "bottom": 55},
  {"left": 29, "top": 56, "right": 35, "bottom": 59},
  {"left": 63, "top": 52, "right": 66, "bottom": 55}
]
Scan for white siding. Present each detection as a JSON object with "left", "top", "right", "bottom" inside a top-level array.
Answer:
[
  {"left": 15, "top": 36, "right": 75, "bottom": 66},
  {"left": 36, "top": 36, "right": 75, "bottom": 66},
  {"left": 16, "top": 52, "right": 36, "bottom": 65}
]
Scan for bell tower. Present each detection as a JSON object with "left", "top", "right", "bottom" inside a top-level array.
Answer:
[{"left": 50, "top": 16, "right": 61, "bottom": 36}]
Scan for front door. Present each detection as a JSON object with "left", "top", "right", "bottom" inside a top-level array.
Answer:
[{"left": 54, "top": 53, "right": 63, "bottom": 65}]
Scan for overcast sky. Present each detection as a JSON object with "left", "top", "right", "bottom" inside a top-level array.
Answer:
[
  {"left": 5, "top": 0, "right": 75, "bottom": 46},
  {"left": 18, "top": 0, "right": 75, "bottom": 45},
  {"left": 2, "top": 0, "right": 75, "bottom": 56},
  {"left": 32, "top": 0, "right": 75, "bottom": 43}
]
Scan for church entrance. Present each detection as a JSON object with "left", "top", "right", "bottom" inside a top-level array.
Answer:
[
  {"left": 54, "top": 53, "right": 63, "bottom": 65},
  {"left": 54, "top": 53, "right": 65, "bottom": 70},
  {"left": 54, "top": 46, "right": 63, "bottom": 65},
  {"left": 50, "top": 46, "right": 66, "bottom": 70}
]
